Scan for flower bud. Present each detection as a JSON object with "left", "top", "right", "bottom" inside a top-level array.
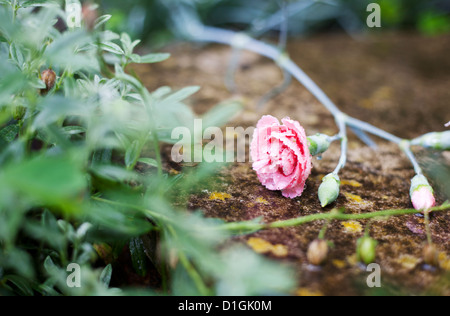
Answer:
[
  {"left": 411, "top": 131, "right": 450, "bottom": 151},
  {"left": 318, "top": 173, "right": 340, "bottom": 208},
  {"left": 423, "top": 244, "right": 439, "bottom": 267},
  {"left": 410, "top": 175, "right": 435, "bottom": 211},
  {"left": 307, "top": 239, "right": 329, "bottom": 265},
  {"left": 41, "top": 69, "right": 57, "bottom": 95},
  {"left": 307, "top": 134, "right": 332, "bottom": 156},
  {"left": 357, "top": 237, "right": 378, "bottom": 265}
]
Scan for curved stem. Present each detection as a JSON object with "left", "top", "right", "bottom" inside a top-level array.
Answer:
[
  {"left": 400, "top": 141, "right": 423, "bottom": 175},
  {"left": 333, "top": 116, "right": 348, "bottom": 175},
  {"left": 344, "top": 116, "right": 403, "bottom": 144}
]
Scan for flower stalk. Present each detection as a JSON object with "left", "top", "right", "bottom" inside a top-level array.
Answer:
[{"left": 218, "top": 203, "right": 450, "bottom": 233}]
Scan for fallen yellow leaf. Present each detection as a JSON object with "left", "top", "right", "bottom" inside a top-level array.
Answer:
[
  {"left": 209, "top": 192, "right": 232, "bottom": 201},
  {"left": 247, "top": 237, "right": 288, "bottom": 258},
  {"left": 342, "top": 221, "right": 363, "bottom": 233}
]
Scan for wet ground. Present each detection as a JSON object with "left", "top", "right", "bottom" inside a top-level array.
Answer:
[{"left": 135, "top": 32, "right": 450, "bottom": 296}]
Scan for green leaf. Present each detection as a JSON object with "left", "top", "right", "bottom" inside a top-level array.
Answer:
[
  {"left": 131, "top": 53, "right": 170, "bottom": 64},
  {"left": 4, "top": 275, "right": 34, "bottom": 296},
  {"left": 120, "top": 32, "right": 132, "bottom": 56},
  {"left": 45, "top": 30, "right": 99, "bottom": 72},
  {"left": 29, "top": 77, "right": 46, "bottom": 89},
  {"left": 162, "top": 86, "right": 200, "bottom": 105},
  {"left": 99, "top": 264, "right": 112, "bottom": 288},
  {"left": 43, "top": 256, "right": 59, "bottom": 275},
  {"left": 32, "top": 96, "right": 86, "bottom": 129},
  {"left": 3, "top": 155, "right": 86, "bottom": 206},
  {"left": 115, "top": 132, "right": 131, "bottom": 149},
  {"left": 129, "top": 238, "right": 147, "bottom": 277},
  {"left": 88, "top": 203, "right": 152, "bottom": 236},
  {"left": 137, "top": 158, "right": 158, "bottom": 167},
  {"left": 0, "top": 124, "right": 19, "bottom": 142},
  {"left": 21, "top": 0, "right": 58, "bottom": 8},
  {"left": 215, "top": 246, "right": 296, "bottom": 296},
  {"left": 90, "top": 165, "right": 139, "bottom": 183},
  {"left": 76, "top": 223, "right": 92, "bottom": 241},
  {"left": 0, "top": 249, "right": 35, "bottom": 280},
  {"left": 94, "top": 15, "right": 112, "bottom": 30},
  {"left": 100, "top": 41, "right": 125, "bottom": 56},
  {"left": 125, "top": 140, "right": 140, "bottom": 168},
  {"left": 202, "top": 100, "right": 243, "bottom": 128},
  {"left": 62, "top": 126, "right": 86, "bottom": 136},
  {"left": 115, "top": 71, "right": 144, "bottom": 92},
  {"left": 9, "top": 42, "right": 24, "bottom": 69},
  {"left": 152, "top": 86, "right": 172, "bottom": 99}
]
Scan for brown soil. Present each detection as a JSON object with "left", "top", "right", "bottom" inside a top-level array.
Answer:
[{"left": 135, "top": 32, "right": 450, "bottom": 296}]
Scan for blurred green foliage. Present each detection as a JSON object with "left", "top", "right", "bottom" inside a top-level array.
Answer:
[
  {"left": 0, "top": 0, "right": 296, "bottom": 296},
  {"left": 100, "top": 0, "right": 450, "bottom": 45}
]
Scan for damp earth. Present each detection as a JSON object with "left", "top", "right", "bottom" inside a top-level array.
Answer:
[{"left": 135, "top": 32, "right": 450, "bottom": 296}]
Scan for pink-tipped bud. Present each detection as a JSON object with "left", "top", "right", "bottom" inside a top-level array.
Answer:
[
  {"left": 410, "top": 175, "right": 435, "bottom": 211},
  {"left": 411, "top": 187, "right": 436, "bottom": 211}
]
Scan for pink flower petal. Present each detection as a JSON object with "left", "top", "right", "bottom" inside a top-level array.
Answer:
[
  {"left": 251, "top": 116, "right": 313, "bottom": 199},
  {"left": 411, "top": 187, "right": 436, "bottom": 210},
  {"left": 257, "top": 115, "right": 280, "bottom": 129}
]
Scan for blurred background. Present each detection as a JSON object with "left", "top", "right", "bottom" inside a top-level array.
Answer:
[{"left": 98, "top": 0, "right": 450, "bottom": 47}]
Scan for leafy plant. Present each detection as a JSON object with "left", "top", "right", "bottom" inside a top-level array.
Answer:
[{"left": 0, "top": 1, "right": 295, "bottom": 296}]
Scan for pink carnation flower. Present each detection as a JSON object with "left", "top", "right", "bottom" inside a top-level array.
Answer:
[
  {"left": 411, "top": 187, "right": 436, "bottom": 211},
  {"left": 251, "top": 115, "right": 312, "bottom": 199}
]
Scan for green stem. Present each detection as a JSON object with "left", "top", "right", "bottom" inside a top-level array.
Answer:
[
  {"left": 424, "top": 210, "right": 432, "bottom": 245},
  {"left": 55, "top": 69, "right": 69, "bottom": 92},
  {"left": 126, "top": 132, "right": 148, "bottom": 171},
  {"left": 12, "top": 0, "right": 17, "bottom": 22},
  {"left": 268, "top": 205, "right": 449, "bottom": 229},
  {"left": 140, "top": 90, "right": 163, "bottom": 177},
  {"left": 219, "top": 203, "right": 450, "bottom": 232},
  {"left": 333, "top": 115, "right": 348, "bottom": 175},
  {"left": 167, "top": 225, "right": 210, "bottom": 296},
  {"left": 318, "top": 219, "right": 330, "bottom": 240},
  {"left": 364, "top": 220, "right": 373, "bottom": 237},
  {"left": 400, "top": 140, "right": 423, "bottom": 175},
  {"left": 178, "top": 251, "right": 210, "bottom": 296}
]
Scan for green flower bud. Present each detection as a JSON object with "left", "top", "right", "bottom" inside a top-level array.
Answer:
[
  {"left": 410, "top": 174, "right": 433, "bottom": 197},
  {"left": 307, "top": 134, "right": 332, "bottom": 156},
  {"left": 318, "top": 173, "right": 340, "bottom": 208},
  {"left": 307, "top": 239, "right": 329, "bottom": 266},
  {"left": 357, "top": 237, "right": 378, "bottom": 265},
  {"left": 411, "top": 131, "right": 450, "bottom": 151},
  {"left": 409, "top": 174, "right": 434, "bottom": 197}
]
